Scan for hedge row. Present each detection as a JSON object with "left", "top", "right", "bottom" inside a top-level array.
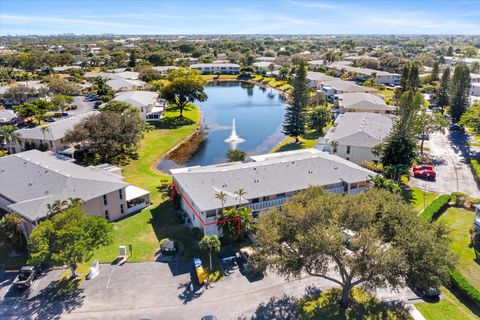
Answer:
[
  {"left": 419, "top": 195, "right": 451, "bottom": 222},
  {"left": 448, "top": 269, "right": 480, "bottom": 307}
]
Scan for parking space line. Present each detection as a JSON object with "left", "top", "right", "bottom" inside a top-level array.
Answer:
[
  {"left": 106, "top": 268, "right": 115, "bottom": 289},
  {"left": 30, "top": 277, "right": 42, "bottom": 293}
]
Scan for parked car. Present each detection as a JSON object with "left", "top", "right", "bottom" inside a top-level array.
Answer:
[
  {"left": 449, "top": 123, "right": 464, "bottom": 132},
  {"left": 12, "top": 266, "right": 39, "bottom": 288},
  {"left": 44, "top": 117, "right": 56, "bottom": 122},
  {"left": 413, "top": 169, "right": 436, "bottom": 180},
  {"left": 201, "top": 316, "right": 217, "bottom": 320},
  {"left": 413, "top": 164, "right": 434, "bottom": 172},
  {"left": 411, "top": 285, "right": 441, "bottom": 299},
  {"left": 70, "top": 104, "right": 78, "bottom": 110}
]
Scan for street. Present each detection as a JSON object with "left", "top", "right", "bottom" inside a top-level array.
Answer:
[
  {"left": 0, "top": 258, "right": 420, "bottom": 320},
  {"left": 412, "top": 131, "right": 480, "bottom": 197}
]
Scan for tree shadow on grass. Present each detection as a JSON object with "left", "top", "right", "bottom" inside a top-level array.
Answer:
[
  {"left": 151, "top": 115, "right": 195, "bottom": 130},
  {"left": 2, "top": 279, "right": 85, "bottom": 319}
]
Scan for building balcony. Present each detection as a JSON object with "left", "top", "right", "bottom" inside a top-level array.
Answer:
[{"left": 246, "top": 196, "right": 293, "bottom": 211}]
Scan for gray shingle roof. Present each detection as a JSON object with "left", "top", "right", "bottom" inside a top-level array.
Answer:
[
  {"left": 0, "top": 150, "right": 128, "bottom": 221},
  {"left": 171, "top": 149, "right": 374, "bottom": 212},
  {"left": 16, "top": 112, "right": 98, "bottom": 141},
  {"left": 322, "top": 80, "right": 376, "bottom": 92},
  {"left": 307, "top": 71, "right": 336, "bottom": 82},
  {"left": 324, "top": 112, "right": 394, "bottom": 148},
  {"left": 338, "top": 92, "right": 395, "bottom": 111}
]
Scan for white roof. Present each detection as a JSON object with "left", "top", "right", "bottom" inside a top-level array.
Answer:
[
  {"left": 106, "top": 78, "right": 145, "bottom": 91},
  {"left": 125, "top": 185, "right": 150, "bottom": 201},
  {"left": 307, "top": 71, "right": 336, "bottom": 82},
  {"left": 113, "top": 90, "right": 158, "bottom": 108},
  {"left": 321, "top": 80, "right": 376, "bottom": 93},
  {"left": 323, "top": 112, "right": 394, "bottom": 148},
  {"left": 191, "top": 63, "right": 240, "bottom": 68}
]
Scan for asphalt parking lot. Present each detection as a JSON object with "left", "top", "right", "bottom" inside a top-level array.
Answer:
[
  {"left": 0, "top": 257, "right": 420, "bottom": 320},
  {"left": 412, "top": 131, "right": 480, "bottom": 197}
]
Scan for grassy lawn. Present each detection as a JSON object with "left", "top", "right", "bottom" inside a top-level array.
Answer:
[
  {"left": 202, "top": 74, "right": 238, "bottom": 81},
  {"left": 402, "top": 187, "right": 438, "bottom": 213},
  {"left": 416, "top": 286, "right": 480, "bottom": 320},
  {"left": 437, "top": 207, "right": 480, "bottom": 289},
  {"left": 377, "top": 88, "right": 395, "bottom": 103},
  {"left": 271, "top": 130, "right": 322, "bottom": 153},
  {"left": 91, "top": 104, "right": 201, "bottom": 263}
]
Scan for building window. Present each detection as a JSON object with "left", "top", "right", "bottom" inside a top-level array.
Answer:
[
  {"left": 120, "top": 204, "right": 124, "bottom": 214},
  {"left": 346, "top": 146, "right": 351, "bottom": 154},
  {"left": 119, "top": 190, "right": 123, "bottom": 200},
  {"left": 103, "top": 195, "right": 108, "bottom": 205},
  {"left": 105, "top": 210, "right": 110, "bottom": 220}
]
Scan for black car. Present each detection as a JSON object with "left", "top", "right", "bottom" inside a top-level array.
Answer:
[
  {"left": 12, "top": 266, "right": 39, "bottom": 288},
  {"left": 448, "top": 123, "right": 464, "bottom": 132},
  {"left": 44, "top": 117, "right": 56, "bottom": 122},
  {"left": 412, "top": 285, "right": 441, "bottom": 299}
]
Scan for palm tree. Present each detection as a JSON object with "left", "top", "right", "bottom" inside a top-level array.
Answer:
[
  {"left": 330, "top": 140, "right": 339, "bottom": 153},
  {"left": 214, "top": 191, "right": 227, "bottom": 213},
  {"left": 198, "top": 235, "right": 221, "bottom": 271},
  {"left": 0, "top": 125, "right": 20, "bottom": 154},
  {"left": 234, "top": 188, "right": 247, "bottom": 207},
  {"left": 46, "top": 199, "right": 68, "bottom": 217},
  {"left": 40, "top": 126, "right": 49, "bottom": 150}
]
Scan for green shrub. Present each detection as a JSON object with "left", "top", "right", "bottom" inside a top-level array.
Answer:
[
  {"left": 419, "top": 195, "right": 451, "bottom": 222},
  {"left": 470, "top": 159, "right": 480, "bottom": 182},
  {"left": 448, "top": 269, "right": 480, "bottom": 307}
]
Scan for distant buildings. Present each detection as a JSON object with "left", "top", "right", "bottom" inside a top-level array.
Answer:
[
  {"left": 152, "top": 66, "right": 179, "bottom": 76},
  {"left": 171, "top": 149, "right": 374, "bottom": 236},
  {"left": 328, "top": 63, "right": 401, "bottom": 86},
  {"left": 307, "top": 71, "right": 336, "bottom": 89},
  {"left": 319, "top": 112, "right": 394, "bottom": 164},
  {"left": 106, "top": 78, "right": 145, "bottom": 92},
  {"left": 190, "top": 63, "right": 240, "bottom": 74},
  {"left": 0, "top": 150, "right": 150, "bottom": 237},
  {"left": 0, "top": 109, "right": 17, "bottom": 125}
]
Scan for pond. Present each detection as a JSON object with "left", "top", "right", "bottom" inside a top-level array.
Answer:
[{"left": 157, "top": 81, "right": 288, "bottom": 172}]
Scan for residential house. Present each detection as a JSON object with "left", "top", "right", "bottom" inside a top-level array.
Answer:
[
  {"left": 337, "top": 92, "right": 395, "bottom": 114},
  {"left": 152, "top": 66, "right": 179, "bottom": 76},
  {"left": 190, "top": 63, "right": 240, "bottom": 74},
  {"left": 444, "top": 56, "right": 480, "bottom": 67},
  {"left": 318, "top": 80, "right": 376, "bottom": 102},
  {"left": 0, "top": 109, "right": 17, "bottom": 125},
  {"left": 0, "top": 150, "right": 150, "bottom": 237},
  {"left": 111, "top": 90, "right": 165, "bottom": 121},
  {"left": 318, "top": 112, "right": 394, "bottom": 164},
  {"left": 84, "top": 71, "right": 140, "bottom": 81},
  {"left": 471, "top": 83, "right": 480, "bottom": 97},
  {"left": 13, "top": 112, "right": 98, "bottom": 154},
  {"left": 306, "top": 71, "right": 336, "bottom": 89},
  {"left": 253, "top": 61, "right": 279, "bottom": 73},
  {"left": 471, "top": 74, "right": 480, "bottom": 83},
  {"left": 308, "top": 60, "right": 325, "bottom": 69},
  {"left": 329, "top": 63, "right": 401, "bottom": 85},
  {"left": 255, "top": 57, "right": 276, "bottom": 63},
  {"left": 171, "top": 148, "right": 374, "bottom": 236},
  {"left": 106, "top": 78, "right": 145, "bottom": 92}
]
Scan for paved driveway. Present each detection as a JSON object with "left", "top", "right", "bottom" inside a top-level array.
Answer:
[
  {"left": 0, "top": 258, "right": 419, "bottom": 320},
  {"left": 412, "top": 131, "right": 480, "bottom": 197},
  {"left": 68, "top": 96, "right": 95, "bottom": 116}
]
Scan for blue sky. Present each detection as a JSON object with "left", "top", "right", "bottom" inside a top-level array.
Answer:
[{"left": 1, "top": 0, "right": 480, "bottom": 35}]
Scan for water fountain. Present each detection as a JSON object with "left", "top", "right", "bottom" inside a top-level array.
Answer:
[
  {"left": 224, "top": 118, "right": 245, "bottom": 147},
  {"left": 224, "top": 118, "right": 244, "bottom": 143}
]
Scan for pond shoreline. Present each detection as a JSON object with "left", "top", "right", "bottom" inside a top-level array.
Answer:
[{"left": 152, "top": 77, "right": 291, "bottom": 175}]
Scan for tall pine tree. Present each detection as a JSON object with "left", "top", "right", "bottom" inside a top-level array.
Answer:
[
  {"left": 434, "top": 67, "right": 450, "bottom": 114},
  {"left": 431, "top": 61, "right": 439, "bottom": 82},
  {"left": 128, "top": 50, "right": 137, "bottom": 68},
  {"left": 449, "top": 63, "right": 471, "bottom": 123},
  {"left": 283, "top": 60, "right": 308, "bottom": 143}
]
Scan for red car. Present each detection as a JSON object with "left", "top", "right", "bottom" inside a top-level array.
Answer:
[
  {"left": 413, "top": 164, "right": 434, "bottom": 172},
  {"left": 414, "top": 170, "right": 436, "bottom": 180}
]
